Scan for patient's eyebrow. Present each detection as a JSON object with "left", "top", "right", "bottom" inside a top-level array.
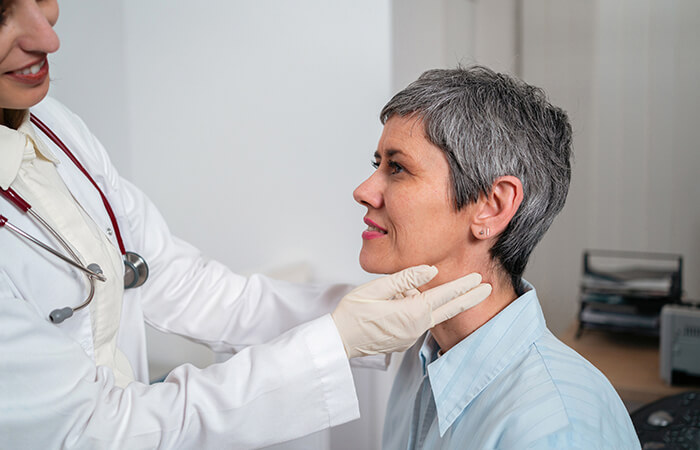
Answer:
[{"left": 375, "top": 149, "right": 409, "bottom": 159}]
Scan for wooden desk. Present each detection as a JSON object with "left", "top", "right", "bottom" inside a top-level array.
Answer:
[{"left": 558, "top": 323, "right": 699, "bottom": 409}]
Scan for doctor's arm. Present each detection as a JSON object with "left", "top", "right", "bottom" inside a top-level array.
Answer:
[{"left": 0, "top": 275, "right": 357, "bottom": 449}]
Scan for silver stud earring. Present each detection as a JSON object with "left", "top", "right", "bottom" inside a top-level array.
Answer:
[{"left": 479, "top": 230, "right": 485, "bottom": 236}]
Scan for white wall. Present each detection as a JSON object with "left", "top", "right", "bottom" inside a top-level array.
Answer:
[
  {"left": 390, "top": 0, "right": 477, "bottom": 91},
  {"left": 120, "top": 2, "right": 391, "bottom": 287},
  {"left": 50, "top": 2, "right": 130, "bottom": 176}
]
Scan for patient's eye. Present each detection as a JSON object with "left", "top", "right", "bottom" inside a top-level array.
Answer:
[{"left": 388, "top": 161, "right": 404, "bottom": 175}]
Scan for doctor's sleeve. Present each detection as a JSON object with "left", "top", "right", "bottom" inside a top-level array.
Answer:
[{"left": 0, "top": 272, "right": 358, "bottom": 449}]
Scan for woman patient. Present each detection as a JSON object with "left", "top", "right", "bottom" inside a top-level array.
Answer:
[{"left": 354, "top": 66, "right": 640, "bottom": 449}]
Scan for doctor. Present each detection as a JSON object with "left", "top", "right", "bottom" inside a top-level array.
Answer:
[{"left": 0, "top": 1, "right": 492, "bottom": 448}]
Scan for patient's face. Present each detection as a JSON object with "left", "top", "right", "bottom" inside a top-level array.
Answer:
[{"left": 353, "top": 116, "right": 473, "bottom": 275}]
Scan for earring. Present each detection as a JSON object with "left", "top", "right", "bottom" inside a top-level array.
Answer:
[{"left": 479, "top": 230, "right": 485, "bottom": 236}]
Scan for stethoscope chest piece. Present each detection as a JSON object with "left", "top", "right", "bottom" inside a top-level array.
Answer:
[{"left": 124, "top": 251, "right": 149, "bottom": 289}]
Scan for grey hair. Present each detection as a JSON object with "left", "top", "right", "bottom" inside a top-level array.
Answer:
[{"left": 381, "top": 66, "right": 572, "bottom": 290}]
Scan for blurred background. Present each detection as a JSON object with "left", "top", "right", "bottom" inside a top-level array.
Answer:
[{"left": 49, "top": 1, "right": 699, "bottom": 448}]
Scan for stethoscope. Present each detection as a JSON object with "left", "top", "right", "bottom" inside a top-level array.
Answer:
[{"left": 0, "top": 114, "right": 149, "bottom": 323}]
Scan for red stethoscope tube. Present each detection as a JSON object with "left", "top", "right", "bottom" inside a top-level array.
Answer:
[
  {"left": 0, "top": 187, "right": 31, "bottom": 212},
  {"left": 29, "top": 114, "right": 127, "bottom": 255}
]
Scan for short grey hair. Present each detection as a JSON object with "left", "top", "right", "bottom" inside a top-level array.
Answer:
[{"left": 381, "top": 66, "right": 572, "bottom": 289}]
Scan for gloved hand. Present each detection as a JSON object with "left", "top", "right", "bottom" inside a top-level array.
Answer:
[{"left": 331, "top": 265, "right": 491, "bottom": 358}]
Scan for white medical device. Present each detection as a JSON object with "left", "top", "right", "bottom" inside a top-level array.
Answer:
[{"left": 660, "top": 303, "right": 700, "bottom": 385}]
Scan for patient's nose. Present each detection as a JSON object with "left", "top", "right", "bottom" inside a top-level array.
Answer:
[{"left": 353, "top": 174, "right": 383, "bottom": 209}]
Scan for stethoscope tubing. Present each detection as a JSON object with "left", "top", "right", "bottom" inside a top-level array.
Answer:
[
  {"left": 1, "top": 207, "right": 105, "bottom": 322},
  {"left": 0, "top": 213, "right": 106, "bottom": 281}
]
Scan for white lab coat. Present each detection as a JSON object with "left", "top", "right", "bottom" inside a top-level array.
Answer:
[{"left": 0, "top": 97, "right": 360, "bottom": 449}]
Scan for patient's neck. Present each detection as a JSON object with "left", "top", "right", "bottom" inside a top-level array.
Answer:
[{"left": 427, "top": 266, "right": 518, "bottom": 353}]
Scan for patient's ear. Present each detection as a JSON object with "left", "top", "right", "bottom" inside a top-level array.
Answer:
[{"left": 470, "top": 176, "right": 523, "bottom": 240}]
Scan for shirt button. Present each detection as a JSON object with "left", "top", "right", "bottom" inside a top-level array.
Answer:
[{"left": 106, "top": 227, "right": 113, "bottom": 236}]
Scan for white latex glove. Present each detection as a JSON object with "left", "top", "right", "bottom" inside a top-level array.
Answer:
[{"left": 331, "top": 265, "right": 492, "bottom": 358}]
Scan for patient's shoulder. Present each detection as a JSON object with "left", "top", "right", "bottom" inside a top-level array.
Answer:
[
  {"left": 451, "top": 330, "right": 638, "bottom": 448},
  {"left": 533, "top": 330, "right": 620, "bottom": 397},
  {"left": 499, "top": 331, "right": 639, "bottom": 448}
]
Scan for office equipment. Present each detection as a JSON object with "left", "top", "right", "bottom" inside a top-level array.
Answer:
[
  {"left": 577, "top": 250, "right": 682, "bottom": 337},
  {"left": 660, "top": 304, "right": 700, "bottom": 385},
  {"left": 631, "top": 391, "right": 700, "bottom": 448}
]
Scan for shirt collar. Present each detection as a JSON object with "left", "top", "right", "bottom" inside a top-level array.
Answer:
[
  {"left": 423, "top": 280, "right": 547, "bottom": 437},
  {"left": 419, "top": 331, "right": 441, "bottom": 376},
  {"left": 0, "top": 111, "right": 59, "bottom": 190}
]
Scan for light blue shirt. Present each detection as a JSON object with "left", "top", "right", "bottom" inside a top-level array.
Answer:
[{"left": 383, "top": 283, "right": 641, "bottom": 449}]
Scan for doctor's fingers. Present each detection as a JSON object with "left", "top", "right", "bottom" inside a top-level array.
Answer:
[
  {"left": 353, "top": 265, "right": 438, "bottom": 300},
  {"left": 409, "top": 272, "right": 483, "bottom": 311},
  {"left": 430, "top": 283, "right": 492, "bottom": 325}
]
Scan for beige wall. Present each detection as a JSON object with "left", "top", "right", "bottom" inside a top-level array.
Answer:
[
  {"left": 392, "top": 0, "right": 700, "bottom": 336},
  {"left": 521, "top": 0, "right": 700, "bottom": 334}
]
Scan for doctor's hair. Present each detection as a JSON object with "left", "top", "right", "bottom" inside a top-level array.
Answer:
[
  {"left": 0, "top": 0, "right": 10, "bottom": 27},
  {"left": 380, "top": 66, "right": 572, "bottom": 290},
  {"left": 2, "top": 109, "right": 25, "bottom": 129}
]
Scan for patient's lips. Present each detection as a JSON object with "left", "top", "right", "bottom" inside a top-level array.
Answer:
[{"left": 362, "top": 217, "right": 388, "bottom": 240}]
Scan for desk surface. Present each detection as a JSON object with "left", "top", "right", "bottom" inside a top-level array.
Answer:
[{"left": 558, "top": 323, "right": 699, "bottom": 408}]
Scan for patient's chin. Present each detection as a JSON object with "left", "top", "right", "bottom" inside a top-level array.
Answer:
[
  {"left": 359, "top": 253, "right": 391, "bottom": 275},
  {"left": 359, "top": 259, "right": 382, "bottom": 274}
]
